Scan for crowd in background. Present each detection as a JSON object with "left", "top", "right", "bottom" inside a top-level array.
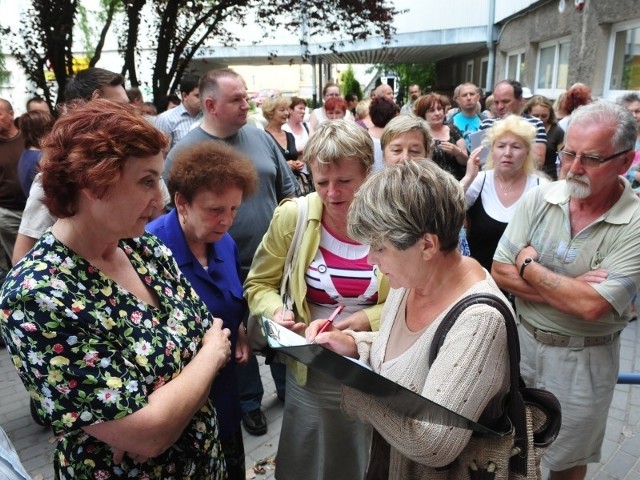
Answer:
[{"left": 0, "top": 66, "right": 640, "bottom": 480}]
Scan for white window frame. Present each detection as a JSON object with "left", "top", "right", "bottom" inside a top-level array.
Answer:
[
  {"left": 535, "top": 36, "right": 571, "bottom": 99},
  {"left": 465, "top": 60, "right": 474, "bottom": 82},
  {"left": 603, "top": 19, "right": 640, "bottom": 101},
  {"left": 505, "top": 49, "right": 525, "bottom": 82},
  {"left": 480, "top": 56, "right": 489, "bottom": 92}
]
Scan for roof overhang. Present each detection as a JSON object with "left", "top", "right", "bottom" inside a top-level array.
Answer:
[{"left": 193, "top": 26, "right": 488, "bottom": 67}]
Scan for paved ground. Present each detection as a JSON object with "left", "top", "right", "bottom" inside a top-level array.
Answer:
[{"left": 1, "top": 321, "right": 639, "bottom": 479}]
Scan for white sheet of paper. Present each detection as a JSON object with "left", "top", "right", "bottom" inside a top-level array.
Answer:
[
  {"left": 262, "top": 317, "right": 307, "bottom": 347},
  {"left": 469, "top": 129, "right": 489, "bottom": 165},
  {"left": 261, "top": 317, "right": 372, "bottom": 370}
]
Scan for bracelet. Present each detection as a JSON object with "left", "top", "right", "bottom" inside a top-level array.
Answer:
[{"left": 519, "top": 258, "right": 537, "bottom": 278}]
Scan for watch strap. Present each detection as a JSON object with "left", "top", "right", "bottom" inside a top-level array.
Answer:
[{"left": 519, "top": 258, "right": 537, "bottom": 278}]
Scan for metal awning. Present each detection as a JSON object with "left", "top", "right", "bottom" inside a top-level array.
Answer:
[{"left": 194, "top": 26, "right": 488, "bottom": 66}]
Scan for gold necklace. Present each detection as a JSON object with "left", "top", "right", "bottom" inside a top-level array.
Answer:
[{"left": 496, "top": 175, "right": 515, "bottom": 196}]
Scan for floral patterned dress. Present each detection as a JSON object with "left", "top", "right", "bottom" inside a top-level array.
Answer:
[{"left": 0, "top": 232, "right": 227, "bottom": 480}]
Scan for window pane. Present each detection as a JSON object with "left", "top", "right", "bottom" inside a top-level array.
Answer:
[
  {"left": 480, "top": 60, "right": 488, "bottom": 90},
  {"left": 557, "top": 42, "right": 570, "bottom": 89},
  {"left": 537, "top": 46, "right": 555, "bottom": 89},
  {"left": 519, "top": 53, "right": 525, "bottom": 81},
  {"left": 507, "top": 54, "right": 517, "bottom": 80},
  {"left": 610, "top": 27, "right": 640, "bottom": 90}
]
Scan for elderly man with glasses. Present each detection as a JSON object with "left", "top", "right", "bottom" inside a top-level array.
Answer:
[{"left": 492, "top": 100, "right": 640, "bottom": 480}]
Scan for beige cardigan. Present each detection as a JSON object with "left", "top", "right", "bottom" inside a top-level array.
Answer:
[{"left": 343, "top": 276, "right": 511, "bottom": 479}]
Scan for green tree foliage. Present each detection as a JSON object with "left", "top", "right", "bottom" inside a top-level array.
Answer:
[
  {"left": 0, "top": 35, "right": 11, "bottom": 85},
  {"left": 9, "top": 0, "right": 78, "bottom": 110},
  {"left": 371, "top": 63, "right": 436, "bottom": 103},
  {"left": 394, "top": 63, "right": 436, "bottom": 102},
  {"left": 9, "top": 0, "right": 399, "bottom": 112},
  {"left": 340, "top": 65, "right": 363, "bottom": 101}
]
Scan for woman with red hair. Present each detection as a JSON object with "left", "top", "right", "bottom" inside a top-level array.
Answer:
[
  {"left": 558, "top": 83, "right": 592, "bottom": 132},
  {"left": 0, "top": 99, "right": 230, "bottom": 479}
]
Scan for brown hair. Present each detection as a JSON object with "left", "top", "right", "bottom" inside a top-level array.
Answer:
[
  {"left": 523, "top": 95, "right": 557, "bottom": 126},
  {"left": 18, "top": 110, "right": 55, "bottom": 149},
  {"left": 369, "top": 97, "right": 398, "bottom": 128},
  {"left": 413, "top": 93, "right": 448, "bottom": 119},
  {"left": 289, "top": 96, "right": 307, "bottom": 109},
  {"left": 322, "top": 82, "right": 339, "bottom": 97},
  {"left": 40, "top": 99, "right": 168, "bottom": 218},
  {"left": 167, "top": 142, "right": 258, "bottom": 203}
]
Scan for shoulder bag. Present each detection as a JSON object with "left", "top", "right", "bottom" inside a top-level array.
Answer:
[
  {"left": 247, "top": 196, "right": 309, "bottom": 354},
  {"left": 429, "top": 293, "right": 562, "bottom": 479}
]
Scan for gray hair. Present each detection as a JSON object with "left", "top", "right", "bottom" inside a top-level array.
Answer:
[
  {"left": 348, "top": 159, "right": 464, "bottom": 252},
  {"left": 380, "top": 115, "right": 432, "bottom": 155},
  {"left": 568, "top": 100, "right": 637, "bottom": 151},
  {"left": 303, "top": 119, "right": 374, "bottom": 174},
  {"left": 618, "top": 92, "right": 640, "bottom": 107}
]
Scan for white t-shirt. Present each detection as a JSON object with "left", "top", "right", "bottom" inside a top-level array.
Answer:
[
  {"left": 465, "top": 170, "right": 549, "bottom": 222},
  {"left": 282, "top": 122, "right": 310, "bottom": 153}
]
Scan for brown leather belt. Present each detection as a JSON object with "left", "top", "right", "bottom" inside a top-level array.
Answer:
[{"left": 519, "top": 316, "right": 619, "bottom": 348}]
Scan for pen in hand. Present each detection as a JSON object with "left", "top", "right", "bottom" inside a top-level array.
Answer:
[{"left": 316, "top": 304, "right": 345, "bottom": 336}]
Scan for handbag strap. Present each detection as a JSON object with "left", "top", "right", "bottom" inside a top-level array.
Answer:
[
  {"left": 428, "top": 293, "right": 529, "bottom": 476},
  {"left": 280, "top": 196, "right": 309, "bottom": 311}
]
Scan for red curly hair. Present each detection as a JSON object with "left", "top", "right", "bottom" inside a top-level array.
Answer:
[
  {"left": 562, "top": 83, "right": 592, "bottom": 115},
  {"left": 40, "top": 99, "right": 168, "bottom": 218}
]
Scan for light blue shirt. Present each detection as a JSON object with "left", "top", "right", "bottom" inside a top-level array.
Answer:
[
  {"left": 154, "top": 103, "right": 201, "bottom": 149},
  {"left": 0, "top": 426, "right": 31, "bottom": 480}
]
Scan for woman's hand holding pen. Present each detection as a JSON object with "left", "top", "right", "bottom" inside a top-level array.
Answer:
[
  {"left": 272, "top": 306, "right": 306, "bottom": 334},
  {"left": 305, "top": 318, "right": 358, "bottom": 358}
]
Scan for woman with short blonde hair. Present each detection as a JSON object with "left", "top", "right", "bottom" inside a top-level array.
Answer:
[
  {"left": 245, "top": 118, "right": 387, "bottom": 480},
  {"left": 463, "top": 114, "right": 548, "bottom": 271}
]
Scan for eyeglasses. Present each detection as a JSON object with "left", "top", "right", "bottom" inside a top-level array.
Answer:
[{"left": 557, "top": 149, "right": 632, "bottom": 168}]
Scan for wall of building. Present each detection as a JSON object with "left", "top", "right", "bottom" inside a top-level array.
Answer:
[
  {"left": 433, "top": 0, "right": 640, "bottom": 102},
  {"left": 494, "top": 0, "right": 639, "bottom": 98}
]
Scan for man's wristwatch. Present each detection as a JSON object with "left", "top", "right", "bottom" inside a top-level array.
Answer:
[{"left": 519, "top": 257, "right": 538, "bottom": 278}]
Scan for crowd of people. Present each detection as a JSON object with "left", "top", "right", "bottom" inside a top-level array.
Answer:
[{"left": 0, "top": 66, "right": 639, "bottom": 480}]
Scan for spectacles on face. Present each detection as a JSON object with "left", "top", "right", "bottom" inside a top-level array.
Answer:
[{"left": 557, "top": 149, "right": 632, "bottom": 168}]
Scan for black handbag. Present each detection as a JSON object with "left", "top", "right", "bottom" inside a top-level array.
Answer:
[
  {"left": 364, "top": 293, "right": 561, "bottom": 479},
  {"left": 428, "top": 293, "right": 562, "bottom": 479}
]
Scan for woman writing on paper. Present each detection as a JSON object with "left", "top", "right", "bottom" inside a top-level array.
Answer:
[
  {"left": 307, "top": 160, "right": 510, "bottom": 479},
  {"left": 244, "top": 119, "right": 389, "bottom": 480}
]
